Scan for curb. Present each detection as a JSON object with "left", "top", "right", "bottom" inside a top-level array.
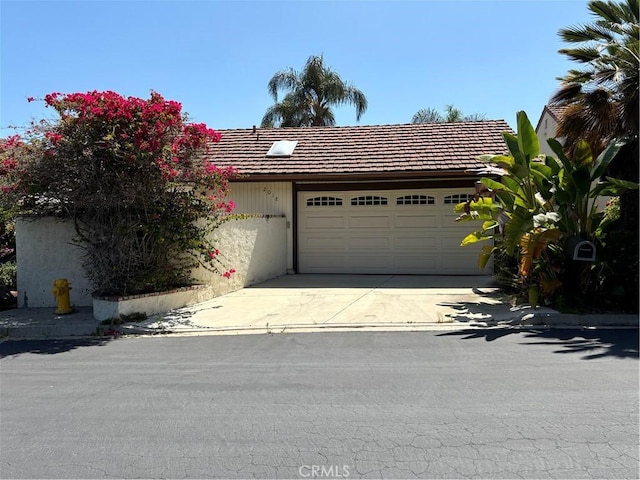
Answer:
[{"left": 1, "top": 314, "right": 638, "bottom": 341}]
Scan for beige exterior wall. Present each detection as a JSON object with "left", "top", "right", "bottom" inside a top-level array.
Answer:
[
  {"left": 191, "top": 215, "right": 287, "bottom": 296},
  {"left": 16, "top": 216, "right": 287, "bottom": 310},
  {"left": 229, "top": 181, "right": 294, "bottom": 272},
  {"left": 536, "top": 110, "right": 567, "bottom": 158},
  {"left": 537, "top": 111, "right": 559, "bottom": 157},
  {"left": 15, "top": 216, "right": 94, "bottom": 308}
]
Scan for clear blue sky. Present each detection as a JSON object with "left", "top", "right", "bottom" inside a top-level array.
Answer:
[{"left": 1, "top": 0, "right": 594, "bottom": 137}]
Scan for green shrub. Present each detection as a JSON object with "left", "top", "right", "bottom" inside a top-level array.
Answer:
[{"left": 0, "top": 261, "right": 16, "bottom": 290}]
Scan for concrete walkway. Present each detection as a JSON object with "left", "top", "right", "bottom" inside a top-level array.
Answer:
[{"left": 1, "top": 275, "right": 636, "bottom": 340}]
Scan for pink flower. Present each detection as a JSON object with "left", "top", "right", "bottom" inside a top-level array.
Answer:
[
  {"left": 45, "top": 131, "right": 63, "bottom": 145},
  {"left": 224, "top": 200, "right": 236, "bottom": 213},
  {"left": 27, "top": 97, "right": 35, "bottom": 103}
]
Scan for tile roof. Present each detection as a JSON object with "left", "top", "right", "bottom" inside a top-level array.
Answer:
[
  {"left": 204, "top": 121, "right": 512, "bottom": 179},
  {"left": 546, "top": 105, "right": 567, "bottom": 121}
]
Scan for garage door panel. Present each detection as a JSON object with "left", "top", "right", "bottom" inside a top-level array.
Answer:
[
  {"left": 304, "top": 236, "right": 346, "bottom": 250},
  {"left": 349, "top": 236, "right": 390, "bottom": 249},
  {"left": 394, "top": 214, "right": 437, "bottom": 228},
  {"left": 347, "top": 255, "right": 392, "bottom": 269},
  {"left": 439, "top": 254, "right": 482, "bottom": 272},
  {"left": 299, "top": 255, "right": 347, "bottom": 271},
  {"left": 395, "top": 235, "right": 437, "bottom": 249},
  {"left": 298, "top": 189, "right": 485, "bottom": 274},
  {"left": 393, "top": 255, "right": 437, "bottom": 270},
  {"left": 304, "top": 216, "right": 346, "bottom": 229},
  {"left": 349, "top": 215, "right": 390, "bottom": 229},
  {"left": 441, "top": 213, "right": 466, "bottom": 227}
]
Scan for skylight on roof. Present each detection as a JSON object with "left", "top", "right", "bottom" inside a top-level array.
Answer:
[{"left": 266, "top": 140, "right": 298, "bottom": 157}]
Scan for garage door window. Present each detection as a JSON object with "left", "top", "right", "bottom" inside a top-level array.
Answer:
[
  {"left": 396, "top": 195, "right": 435, "bottom": 205},
  {"left": 306, "top": 196, "right": 343, "bottom": 207},
  {"left": 444, "top": 193, "right": 473, "bottom": 205},
  {"left": 351, "top": 195, "right": 388, "bottom": 206}
]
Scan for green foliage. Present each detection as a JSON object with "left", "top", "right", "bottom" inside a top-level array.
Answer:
[
  {"left": 0, "top": 91, "right": 236, "bottom": 296},
  {"left": 261, "top": 54, "right": 368, "bottom": 127},
  {"left": 456, "top": 111, "right": 638, "bottom": 306},
  {"left": 0, "top": 261, "right": 16, "bottom": 290},
  {"left": 552, "top": 0, "right": 639, "bottom": 155},
  {"left": 0, "top": 209, "right": 16, "bottom": 290},
  {"left": 411, "top": 104, "right": 487, "bottom": 124}
]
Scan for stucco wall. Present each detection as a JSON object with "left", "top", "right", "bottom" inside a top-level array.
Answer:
[
  {"left": 191, "top": 215, "right": 288, "bottom": 297},
  {"left": 229, "top": 182, "right": 294, "bottom": 272},
  {"left": 15, "top": 217, "right": 94, "bottom": 308},
  {"left": 15, "top": 216, "right": 287, "bottom": 309}
]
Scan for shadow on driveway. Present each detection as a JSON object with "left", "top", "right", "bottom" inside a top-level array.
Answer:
[
  {"left": 438, "top": 327, "right": 639, "bottom": 360},
  {"left": 0, "top": 337, "right": 114, "bottom": 359}
]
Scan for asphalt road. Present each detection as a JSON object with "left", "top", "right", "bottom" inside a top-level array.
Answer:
[{"left": 0, "top": 328, "right": 638, "bottom": 479}]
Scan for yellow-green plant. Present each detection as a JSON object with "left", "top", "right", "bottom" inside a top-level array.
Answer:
[{"left": 455, "top": 111, "right": 637, "bottom": 301}]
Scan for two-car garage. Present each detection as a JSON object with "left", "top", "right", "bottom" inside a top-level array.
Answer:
[
  {"left": 213, "top": 122, "right": 511, "bottom": 277},
  {"left": 297, "top": 188, "right": 486, "bottom": 275}
]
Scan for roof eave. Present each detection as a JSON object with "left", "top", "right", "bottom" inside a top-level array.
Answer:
[{"left": 231, "top": 169, "right": 481, "bottom": 183}]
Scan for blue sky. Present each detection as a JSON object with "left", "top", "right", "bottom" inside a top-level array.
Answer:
[{"left": 1, "top": 0, "right": 593, "bottom": 136}]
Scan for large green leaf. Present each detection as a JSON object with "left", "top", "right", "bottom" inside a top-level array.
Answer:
[
  {"left": 511, "top": 163, "right": 530, "bottom": 180},
  {"left": 481, "top": 177, "right": 508, "bottom": 192},
  {"left": 503, "top": 132, "right": 520, "bottom": 157},
  {"left": 455, "top": 211, "right": 495, "bottom": 222},
  {"left": 546, "top": 138, "right": 566, "bottom": 161},
  {"left": 483, "top": 155, "right": 515, "bottom": 169},
  {"left": 544, "top": 155, "right": 562, "bottom": 175},
  {"left": 592, "top": 177, "right": 640, "bottom": 196},
  {"left": 495, "top": 190, "right": 515, "bottom": 210},
  {"left": 591, "top": 139, "right": 624, "bottom": 180},
  {"left": 500, "top": 176, "right": 521, "bottom": 194},
  {"left": 482, "top": 220, "right": 499, "bottom": 231},
  {"left": 461, "top": 231, "right": 494, "bottom": 246},
  {"left": 572, "top": 140, "right": 593, "bottom": 169},
  {"left": 516, "top": 111, "right": 540, "bottom": 160},
  {"left": 530, "top": 162, "right": 554, "bottom": 180},
  {"left": 605, "top": 177, "right": 640, "bottom": 189},
  {"left": 572, "top": 169, "right": 592, "bottom": 196},
  {"left": 478, "top": 245, "right": 495, "bottom": 270},
  {"left": 503, "top": 206, "right": 532, "bottom": 255}
]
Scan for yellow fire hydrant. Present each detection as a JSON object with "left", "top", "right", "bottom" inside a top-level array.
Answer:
[{"left": 52, "top": 279, "right": 74, "bottom": 314}]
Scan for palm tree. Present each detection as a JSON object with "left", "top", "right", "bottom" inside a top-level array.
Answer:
[
  {"left": 550, "top": 0, "right": 639, "bottom": 156},
  {"left": 411, "top": 104, "right": 486, "bottom": 124},
  {"left": 551, "top": 0, "right": 639, "bottom": 311},
  {"left": 261, "top": 55, "right": 368, "bottom": 128}
]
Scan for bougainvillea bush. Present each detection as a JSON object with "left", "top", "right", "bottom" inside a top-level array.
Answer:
[{"left": 0, "top": 90, "right": 236, "bottom": 295}]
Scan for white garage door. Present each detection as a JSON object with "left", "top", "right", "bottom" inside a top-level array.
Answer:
[{"left": 298, "top": 188, "right": 488, "bottom": 274}]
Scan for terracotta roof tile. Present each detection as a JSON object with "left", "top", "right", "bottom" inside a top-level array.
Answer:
[
  {"left": 546, "top": 105, "right": 567, "bottom": 121},
  {"left": 204, "top": 121, "right": 512, "bottom": 178}
]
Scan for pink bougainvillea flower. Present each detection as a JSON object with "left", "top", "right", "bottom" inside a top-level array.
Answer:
[{"left": 45, "top": 131, "right": 63, "bottom": 145}]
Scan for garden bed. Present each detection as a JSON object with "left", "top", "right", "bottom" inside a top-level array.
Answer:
[{"left": 92, "top": 285, "right": 214, "bottom": 321}]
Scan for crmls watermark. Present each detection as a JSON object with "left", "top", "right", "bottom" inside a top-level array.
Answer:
[{"left": 298, "top": 464, "right": 350, "bottom": 478}]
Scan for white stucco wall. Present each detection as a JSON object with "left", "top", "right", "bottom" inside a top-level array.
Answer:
[
  {"left": 15, "top": 217, "right": 94, "bottom": 308},
  {"left": 16, "top": 215, "right": 287, "bottom": 309},
  {"left": 229, "top": 182, "right": 294, "bottom": 272},
  {"left": 191, "top": 215, "right": 287, "bottom": 297}
]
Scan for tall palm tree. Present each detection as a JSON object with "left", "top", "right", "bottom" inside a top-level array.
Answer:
[
  {"left": 550, "top": 0, "right": 639, "bottom": 156},
  {"left": 261, "top": 55, "right": 367, "bottom": 128},
  {"left": 411, "top": 104, "right": 486, "bottom": 124},
  {"left": 551, "top": 0, "right": 639, "bottom": 311}
]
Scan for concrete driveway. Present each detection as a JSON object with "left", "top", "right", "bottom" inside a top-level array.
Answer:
[{"left": 131, "top": 274, "right": 535, "bottom": 335}]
